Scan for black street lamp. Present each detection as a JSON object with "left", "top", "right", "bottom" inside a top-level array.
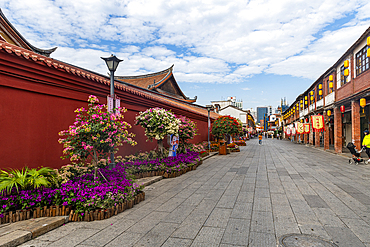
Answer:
[
  {"left": 101, "top": 54, "right": 123, "bottom": 169},
  {"left": 206, "top": 105, "right": 214, "bottom": 154}
]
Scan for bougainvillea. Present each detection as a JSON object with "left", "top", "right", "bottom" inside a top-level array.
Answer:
[
  {"left": 58, "top": 95, "right": 136, "bottom": 176},
  {"left": 135, "top": 108, "right": 180, "bottom": 141},
  {"left": 178, "top": 116, "right": 198, "bottom": 153},
  {"left": 211, "top": 115, "right": 243, "bottom": 139}
]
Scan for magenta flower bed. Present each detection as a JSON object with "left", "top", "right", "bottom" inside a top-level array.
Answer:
[
  {"left": 0, "top": 151, "right": 201, "bottom": 218},
  {"left": 120, "top": 151, "right": 200, "bottom": 174}
]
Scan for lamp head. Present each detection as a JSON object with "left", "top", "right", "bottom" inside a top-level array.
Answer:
[{"left": 101, "top": 54, "right": 123, "bottom": 72}]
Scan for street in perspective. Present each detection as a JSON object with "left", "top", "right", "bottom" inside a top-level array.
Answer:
[{"left": 18, "top": 138, "right": 370, "bottom": 247}]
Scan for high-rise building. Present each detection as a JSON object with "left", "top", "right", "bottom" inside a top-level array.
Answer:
[{"left": 256, "top": 107, "right": 268, "bottom": 123}]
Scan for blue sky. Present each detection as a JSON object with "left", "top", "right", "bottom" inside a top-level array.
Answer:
[{"left": 2, "top": 0, "right": 370, "bottom": 110}]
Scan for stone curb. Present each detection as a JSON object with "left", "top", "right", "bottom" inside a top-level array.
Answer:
[
  {"left": 0, "top": 216, "right": 68, "bottom": 247},
  {"left": 202, "top": 152, "right": 218, "bottom": 161}
]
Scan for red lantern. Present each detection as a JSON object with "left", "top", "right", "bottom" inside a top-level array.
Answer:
[
  {"left": 305, "top": 118, "right": 308, "bottom": 122},
  {"left": 340, "top": 105, "right": 345, "bottom": 113},
  {"left": 340, "top": 105, "right": 345, "bottom": 117}
]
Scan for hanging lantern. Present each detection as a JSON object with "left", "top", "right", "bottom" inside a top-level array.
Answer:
[
  {"left": 367, "top": 36, "right": 370, "bottom": 46},
  {"left": 310, "top": 91, "right": 314, "bottom": 95},
  {"left": 300, "top": 100, "right": 303, "bottom": 104},
  {"left": 305, "top": 96, "right": 307, "bottom": 100},
  {"left": 340, "top": 105, "right": 345, "bottom": 117},
  {"left": 305, "top": 101, "right": 307, "bottom": 105},
  {"left": 360, "top": 98, "right": 366, "bottom": 113},
  {"left": 329, "top": 82, "right": 333, "bottom": 88},
  {"left": 301, "top": 119, "right": 303, "bottom": 123},
  {"left": 368, "top": 49, "right": 370, "bottom": 58},
  {"left": 305, "top": 118, "right": 308, "bottom": 122},
  {"left": 344, "top": 69, "right": 349, "bottom": 77},
  {"left": 318, "top": 84, "right": 322, "bottom": 89},
  {"left": 329, "top": 75, "right": 333, "bottom": 81},
  {"left": 319, "top": 90, "right": 322, "bottom": 96},
  {"left": 344, "top": 60, "right": 349, "bottom": 68},
  {"left": 300, "top": 104, "right": 303, "bottom": 108},
  {"left": 310, "top": 96, "right": 314, "bottom": 101},
  {"left": 327, "top": 110, "right": 331, "bottom": 117}
]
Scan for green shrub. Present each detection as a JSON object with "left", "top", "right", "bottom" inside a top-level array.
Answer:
[{"left": 0, "top": 167, "right": 56, "bottom": 194}]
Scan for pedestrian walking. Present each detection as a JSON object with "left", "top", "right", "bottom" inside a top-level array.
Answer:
[
  {"left": 277, "top": 133, "right": 280, "bottom": 140},
  {"left": 258, "top": 133, "right": 263, "bottom": 145},
  {"left": 362, "top": 129, "right": 370, "bottom": 163}
]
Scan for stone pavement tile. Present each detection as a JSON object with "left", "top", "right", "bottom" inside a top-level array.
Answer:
[
  {"left": 240, "top": 183, "right": 255, "bottom": 192},
  {"left": 219, "top": 244, "right": 245, "bottom": 247},
  {"left": 254, "top": 187, "right": 270, "bottom": 198},
  {"left": 18, "top": 239, "right": 51, "bottom": 247},
  {"left": 230, "top": 202, "right": 252, "bottom": 219},
  {"left": 243, "top": 177, "right": 256, "bottom": 184},
  {"left": 273, "top": 218, "right": 300, "bottom": 239},
  {"left": 161, "top": 237, "right": 192, "bottom": 247},
  {"left": 221, "top": 218, "right": 250, "bottom": 246},
  {"left": 155, "top": 196, "right": 187, "bottom": 212},
  {"left": 216, "top": 195, "right": 238, "bottom": 208},
  {"left": 132, "top": 222, "right": 179, "bottom": 247},
  {"left": 161, "top": 204, "right": 197, "bottom": 224},
  {"left": 213, "top": 182, "right": 231, "bottom": 191},
  {"left": 248, "top": 231, "right": 276, "bottom": 247},
  {"left": 171, "top": 220, "right": 204, "bottom": 240},
  {"left": 298, "top": 223, "right": 332, "bottom": 240},
  {"left": 23, "top": 223, "right": 80, "bottom": 242},
  {"left": 105, "top": 232, "right": 144, "bottom": 247},
  {"left": 183, "top": 192, "right": 207, "bottom": 206},
  {"left": 204, "top": 208, "right": 232, "bottom": 228},
  {"left": 191, "top": 226, "right": 225, "bottom": 246},
  {"left": 253, "top": 197, "right": 272, "bottom": 212},
  {"left": 79, "top": 219, "right": 137, "bottom": 246},
  {"left": 312, "top": 208, "right": 346, "bottom": 227},
  {"left": 236, "top": 191, "right": 254, "bottom": 203},
  {"left": 125, "top": 211, "right": 169, "bottom": 234},
  {"left": 123, "top": 202, "right": 164, "bottom": 221},
  {"left": 325, "top": 226, "right": 366, "bottom": 247},
  {"left": 341, "top": 217, "right": 370, "bottom": 243},
  {"left": 255, "top": 179, "right": 269, "bottom": 188},
  {"left": 303, "top": 194, "right": 329, "bottom": 208},
  {"left": 268, "top": 182, "right": 285, "bottom": 194},
  {"left": 250, "top": 211, "right": 275, "bottom": 234},
  {"left": 44, "top": 228, "right": 100, "bottom": 247}
]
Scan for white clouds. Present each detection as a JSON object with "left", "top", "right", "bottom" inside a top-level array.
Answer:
[
  {"left": 2, "top": 0, "right": 370, "bottom": 85},
  {"left": 242, "top": 87, "right": 251, "bottom": 91}
]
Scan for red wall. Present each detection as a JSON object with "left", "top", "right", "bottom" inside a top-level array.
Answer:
[{"left": 0, "top": 49, "right": 212, "bottom": 170}]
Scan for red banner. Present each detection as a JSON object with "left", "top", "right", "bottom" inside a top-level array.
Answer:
[
  {"left": 296, "top": 123, "right": 304, "bottom": 134},
  {"left": 311, "top": 115, "right": 325, "bottom": 132},
  {"left": 304, "top": 123, "right": 310, "bottom": 134}
]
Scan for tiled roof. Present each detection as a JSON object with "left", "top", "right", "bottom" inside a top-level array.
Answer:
[
  {"left": 0, "top": 9, "right": 57, "bottom": 57},
  {"left": 0, "top": 41, "right": 218, "bottom": 119},
  {"left": 115, "top": 66, "right": 172, "bottom": 89}
]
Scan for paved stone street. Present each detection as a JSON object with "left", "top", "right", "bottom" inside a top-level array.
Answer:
[{"left": 20, "top": 138, "right": 370, "bottom": 247}]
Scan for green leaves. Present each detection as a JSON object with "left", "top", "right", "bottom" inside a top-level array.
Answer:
[{"left": 0, "top": 167, "right": 57, "bottom": 194}]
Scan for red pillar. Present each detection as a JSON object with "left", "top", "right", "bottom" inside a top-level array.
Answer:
[
  {"left": 324, "top": 111, "right": 329, "bottom": 150},
  {"left": 309, "top": 117, "right": 314, "bottom": 145},
  {"left": 334, "top": 107, "right": 343, "bottom": 153},
  {"left": 352, "top": 100, "right": 361, "bottom": 149},
  {"left": 315, "top": 131, "right": 320, "bottom": 147}
]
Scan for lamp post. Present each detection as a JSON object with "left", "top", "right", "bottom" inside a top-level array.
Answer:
[
  {"left": 206, "top": 105, "right": 214, "bottom": 154},
  {"left": 101, "top": 54, "right": 123, "bottom": 169}
]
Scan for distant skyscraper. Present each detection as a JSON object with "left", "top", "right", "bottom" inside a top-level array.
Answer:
[{"left": 257, "top": 107, "right": 268, "bottom": 123}]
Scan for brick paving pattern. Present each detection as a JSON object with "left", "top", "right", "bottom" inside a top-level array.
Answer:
[{"left": 19, "top": 138, "right": 370, "bottom": 247}]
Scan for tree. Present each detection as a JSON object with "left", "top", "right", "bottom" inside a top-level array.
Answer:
[
  {"left": 178, "top": 116, "right": 197, "bottom": 153},
  {"left": 135, "top": 107, "right": 180, "bottom": 155},
  {"left": 211, "top": 116, "right": 242, "bottom": 140},
  {"left": 58, "top": 95, "right": 136, "bottom": 177}
]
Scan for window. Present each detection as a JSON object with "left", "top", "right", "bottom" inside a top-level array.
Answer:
[
  {"left": 356, "top": 45, "right": 370, "bottom": 76},
  {"left": 326, "top": 79, "right": 333, "bottom": 94},
  {"left": 340, "top": 65, "right": 349, "bottom": 86}
]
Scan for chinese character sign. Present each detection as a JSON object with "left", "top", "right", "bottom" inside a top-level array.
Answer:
[
  {"left": 311, "top": 115, "right": 325, "bottom": 132},
  {"left": 296, "top": 123, "right": 304, "bottom": 134},
  {"left": 304, "top": 123, "right": 310, "bottom": 134}
]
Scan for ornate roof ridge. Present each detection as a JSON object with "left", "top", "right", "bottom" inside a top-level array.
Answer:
[
  {"left": 115, "top": 64, "right": 174, "bottom": 80},
  {"left": 0, "top": 8, "right": 57, "bottom": 57}
]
